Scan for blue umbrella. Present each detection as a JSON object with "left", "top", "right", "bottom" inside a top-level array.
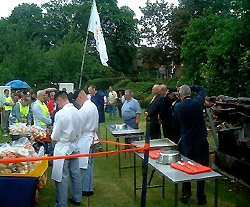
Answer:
[{"left": 6, "top": 80, "right": 31, "bottom": 89}]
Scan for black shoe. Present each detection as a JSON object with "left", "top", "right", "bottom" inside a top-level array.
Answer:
[
  {"left": 69, "top": 197, "right": 81, "bottom": 205},
  {"left": 198, "top": 199, "right": 207, "bottom": 205},
  {"left": 99, "top": 148, "right": 103, "bottom": 152},
  {"left": 82, "top": 191, "right": 94, "bottom": 196}
]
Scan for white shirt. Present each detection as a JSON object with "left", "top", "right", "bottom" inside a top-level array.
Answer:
[
  {"left": 108, "top": 90, "right": 117, "bottom": 103},
  {"left": 51, "top": 103, "right": 81, "bottom": 182},
  {"left": 78, "top": 100, "right": 99, "bottom": 169},
  {"left": 79, "top": 100, "right": 99, "bottom": 134},
  {"left": 52, "top": 103, "right": 81, "bottom": 151}
]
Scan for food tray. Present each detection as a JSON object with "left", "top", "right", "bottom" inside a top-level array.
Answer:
[
  {"left": 105, "top": 125, "right": 144, "bottom": 137},
  {"left": 0, "top": 155, "right": 48, "bottom": 178},
  {"left": 132, "top": 138, "right": 177, "bottom": 150}
]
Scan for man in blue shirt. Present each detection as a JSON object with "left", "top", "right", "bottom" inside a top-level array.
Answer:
[
  {"left": 32, "top": 90, "right": 52, "bottom": 154},
  {"left": 173, "top": 85, "right": 209, "bottom": 205},
  {"left": 1, "top": 89, "right": 15, "bottom": 136},
  {"left": 121, "top": 90, "right": 141, "bottom": 143}
]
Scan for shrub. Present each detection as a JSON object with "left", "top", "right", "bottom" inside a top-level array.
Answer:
[
  {"left": 85, "top": 76, "right": 128, "bottom": 90},
  {"left": 113, "top": 79, "right": 132, "bottom": 90}
]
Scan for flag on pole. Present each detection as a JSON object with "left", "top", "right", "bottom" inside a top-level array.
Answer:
[{"left": 88, "top": 0, "right": 109, "bottom": 66}]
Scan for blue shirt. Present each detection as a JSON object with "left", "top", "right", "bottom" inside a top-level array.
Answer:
[
  {"left": 173, "top": 85, "right": 207, "bottom": 144},
  {"left": 121, "top": 97, "right": 141, "bottom": 121},
  {"left": 1, "top": 95, "right": 13, "bottom": 107},
  {"left": 32, "top": 100, "right": 51, "bottom": 129},
  {"left": 90, "top": 91, "right": 105, "bottom": 123}
]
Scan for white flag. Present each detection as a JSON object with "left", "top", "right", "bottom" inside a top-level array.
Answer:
[{"left": 88, "top": 0, "right": 109, "bottom": 66}]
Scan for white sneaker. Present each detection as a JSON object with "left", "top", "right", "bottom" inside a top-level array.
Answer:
[{"left": 2, "top": 133, "right": 8, "bottom": 137}]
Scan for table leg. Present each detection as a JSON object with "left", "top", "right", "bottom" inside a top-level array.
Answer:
[
  {"left": 148, "top": 169, "right": 155, "bottom": 186},
  {"left": 106, "top": 129, "right": 108, "bottom": 158},
  {"left": 215, "top": 178, "right": 218, "bottom": 207},
  {"left": 134, "top": 152, "right": 137, "bottom": 200},
  {"left": 175, "top": 183, "right": 178, "bottom": 207},
  {"left": 118, "top": 139, "right": 121, "bottom": 178},
  {"left": 162, "top": 176, "right": 165, "bottom": 198}
]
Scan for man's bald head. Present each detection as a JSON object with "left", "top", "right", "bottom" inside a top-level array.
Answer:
[{"left": 75, "top": 90, "right": 89, "bottom": 107}]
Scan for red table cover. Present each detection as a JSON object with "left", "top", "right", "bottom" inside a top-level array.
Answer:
[{"left": 170, "top": 161, "right": 211, "bottom": 174}]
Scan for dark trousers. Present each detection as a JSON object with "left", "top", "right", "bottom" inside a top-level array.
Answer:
[
  {"left": 162, "top": 122, "right": 180, "bottom": 144},
  {"left": 124, "top": 118, "right": 139, "bottom": 144},
  {"left": 148, "top": 122, "right": 161, "bottom": 140},
  {"left": 1, "top": 109, "right": 11, "bottom": 133},
  {"left": 179, "top": 138, "right": 209, "bottom": 201},
  {"left": 117, "top": 104, "right": 122, "bottom": 118}
]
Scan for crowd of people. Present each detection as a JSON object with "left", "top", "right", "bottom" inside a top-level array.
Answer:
[
  {"left": 144, "top": 84, "right": 209, "bottom": 205},
  {"left": 0, "top": 82, "right": 209, "bottom": 206}
]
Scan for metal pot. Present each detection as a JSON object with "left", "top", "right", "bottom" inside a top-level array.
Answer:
[
  {"left": 10, "top": 133, "right": 31, "bottom": 140},
  {"left": 114, "top": 123, "right": 127, "bottom": 129},
  {"left": 156, "top": 150, "right": 181, "bottom": 165}
]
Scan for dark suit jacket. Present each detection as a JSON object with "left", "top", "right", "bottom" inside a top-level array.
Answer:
[
  {"left": 145, "top": 94, "right": 163, "bottom": 123},
  {"left": 173, "top": 85, "right": 207, "bottom": 144},
  {"left": 159, "top": 94, "right": 175, "bottom": 125}
]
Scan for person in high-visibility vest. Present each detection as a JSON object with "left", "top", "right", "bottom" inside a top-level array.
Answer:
[
  {"left": 1, "top": 89, "right": 15, "bottom": 136},
  {"left": 9, "top": 97, "right": 32, "bottom": 125},
  {"left": 32, "top": 90, "right": 52, "bottom": 154},
  {"left": 32, "top": 90, "right": 51, "bottom": 130}
]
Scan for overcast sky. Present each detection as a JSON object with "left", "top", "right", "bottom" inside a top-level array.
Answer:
[{"left": 0, "top": 0, "right": 179, "bottom": 19}]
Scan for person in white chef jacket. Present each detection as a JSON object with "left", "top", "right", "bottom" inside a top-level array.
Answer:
[
  {"left": 50, "top": 91, "right": 82, "bottom": 207},
  {"left": 74, "top": 90, "right": 99, "bottom": 196}
]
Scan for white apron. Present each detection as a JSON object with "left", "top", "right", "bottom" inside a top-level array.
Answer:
[
  {"left": 51, "top": 141, "right": 78, "bottom": 182},
  {"left": 78, "top": 132, "right": 99, "bottom": 169}
]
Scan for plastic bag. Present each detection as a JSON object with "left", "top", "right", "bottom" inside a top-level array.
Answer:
[{"left": 30, "top": 125, "right": 46, "bottom": 141}]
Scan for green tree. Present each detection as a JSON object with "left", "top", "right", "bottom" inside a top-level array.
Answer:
[
  {"left": 97, "top": 2, "right": 139, "bottom": 72},
  {"left": 0, "top": 4, "right": 47, "bottom": 87},
  {"left": 139, "top": 0, "right": 175, "bottom": 66},
  {"left": 45, "top": 29, "right": 115, "bottom": 88},
  {"left": 42, "top": 0, "right": 139, "bottom": 73},
  {"left": 0, "top": 22, "right": 46, "bottom": 87},
  {"left": 140, "top": 0, "right": 174, "bottom": 48},
  {"left": 181, "top": 8, "right": 249, "bottom": 96}
]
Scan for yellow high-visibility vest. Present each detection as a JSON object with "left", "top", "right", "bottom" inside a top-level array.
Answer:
[
  {"left": 14, "top": 102, "right": 29, "bottom": 123},
  {"left": 33, "top": 101, "right": 49, "bottom": 126},
  {"left": 3, "top": 96, "right": 13, "bottom": 111}
]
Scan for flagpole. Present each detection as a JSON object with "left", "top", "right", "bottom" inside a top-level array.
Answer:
[
  {"left": 78, "top": 32, "right": 89, "bottom": 89},
  {"left": 79, "top": 0, "right": 109, "bottom": 88},
  {"left": 78, "top": 0, "right": 94, "bottom": 89}
]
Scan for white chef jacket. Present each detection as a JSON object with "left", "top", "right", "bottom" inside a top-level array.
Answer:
[
  {"left": 78, "top": 100, "right": 99, "bottom": 169},
  {"left": 51, "top": 103, "right": 81, "bottom": 182}
]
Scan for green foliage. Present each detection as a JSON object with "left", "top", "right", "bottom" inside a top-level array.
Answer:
[
  {"left": 96, "top": 0, "right": 139, "bottom": 72},
  {"left": 164, "top": 76, "right": 182, "bottom": 88},
  {"left": 139, "top": 1, "right": 175, "bottom": 65},
  {"left": 181, "top": 8, "right": 250, "bottom": 96},
  {"left": 112, "top": 78, "right": 155, "bottom": 104},
  {"left": 112, "top": 79, "right": 132, "bottom": 90},
  {"left": 0, "top": 1, "right": 140, "bottom": 89},
  {"left": 86, "top": 76, "right": 127, "bottom": 91}
]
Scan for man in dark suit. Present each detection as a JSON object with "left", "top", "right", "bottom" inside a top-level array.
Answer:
[
  {"left": 159, "top": 85, "right": 178, "bottom": 142},
  {"left": 144, "top": 84, "right": 163, "bottom": 139},
  {"left": 173, "top": 85, "right": 209, "bottom": 205}
]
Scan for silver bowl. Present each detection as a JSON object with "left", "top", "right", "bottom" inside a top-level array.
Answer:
[
  {"left": 114, "top": 123, "right": 127, "bottom": 129},
  {"left": 156, "top": 150, "right": 181, "bottom": 165}
]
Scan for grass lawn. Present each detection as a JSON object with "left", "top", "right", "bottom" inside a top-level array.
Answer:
[{"left": 1, "top": 110, "right": 250, "bottom": 207}]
